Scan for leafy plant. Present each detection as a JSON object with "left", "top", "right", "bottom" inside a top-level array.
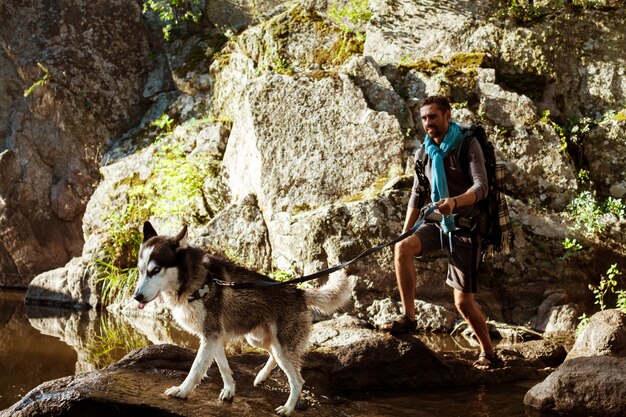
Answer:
[
  {"left": 578, "top": 264, "right": 624, "bottom": 334},
  {"left": 24, "top": 63, "right": 52, "bottom": 97},
  {"left": 152, "top": 113, "right": 175, "bottom": 132},
  {"left": 143, "top": 0, "right": 203, "bottom": 40},
  {"left": 561, "top": 238, "right": 583, "bottom": 260},
  {"left": 566, "top": 191, "right": 605, "bottom": 237},
  {"left": 328, "top": 0, "right": 372, "bottom": 41},
  {"left": 592, "top": 264, "right": 621, "bottom": 311},
  {"left": 567, "top": 192, "right": 626, "bottom": 238}
]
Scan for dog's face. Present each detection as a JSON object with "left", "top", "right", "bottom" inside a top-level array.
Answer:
[{"left": 133, "top": 221, "right": 188, "bottom": 309}]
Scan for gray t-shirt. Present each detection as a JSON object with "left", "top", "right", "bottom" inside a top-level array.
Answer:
[{"left": 408, "top": 137, "right": 488, "bottom": 219}]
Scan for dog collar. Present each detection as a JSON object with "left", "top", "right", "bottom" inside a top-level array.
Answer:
[{"left": 187, "top": 284, "right": 210, "bottom": 302}]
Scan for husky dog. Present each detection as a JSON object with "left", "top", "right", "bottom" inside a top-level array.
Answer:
[{"left": 132, "top": 221, "right": 351, "bottom": 415}]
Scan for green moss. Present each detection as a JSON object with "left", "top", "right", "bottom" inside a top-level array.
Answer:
[
  {"left": 449, "top": 52, "right": 486, "bottom": 69},
  {"left": 398, "top": 57, "right": 445, "bottom": 75},
  {"left": 400, "top": 53, "right": 483, "bottom": 92},
  {"left": 314, "top": 32, "right": 364, "bottom": 67}
]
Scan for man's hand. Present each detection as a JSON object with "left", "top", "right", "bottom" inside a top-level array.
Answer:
[{"left": 436, "top": 197, "right": 456, "bottom": 216}]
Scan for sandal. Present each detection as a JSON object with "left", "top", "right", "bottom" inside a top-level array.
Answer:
[
  {"left": 379, "top": 314, "right": 417, "bottom": 334},
  {"left": 473, "top": 352, "right": 503, "bottom": 370}
]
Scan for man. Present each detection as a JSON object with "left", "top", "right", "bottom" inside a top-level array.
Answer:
[{"left": 381, "top": 95, "right": 499, "bottom": 370}]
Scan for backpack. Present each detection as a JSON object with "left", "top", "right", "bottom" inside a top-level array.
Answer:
[{"left": 414, "top": 124, "right": 514, "bottom": 255}]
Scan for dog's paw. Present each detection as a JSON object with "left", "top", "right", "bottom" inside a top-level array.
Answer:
[
  {"left": 164, "top": 385, "right": 191, "bottom": 399},
  {"left": 218, "top": 384, "right": 235, "bottom": 402},
  {"left": 275, "top": 405, "right": 294, "bottom": 416}
]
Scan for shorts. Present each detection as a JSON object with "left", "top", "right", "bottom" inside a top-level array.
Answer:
[{"left": 415, "top": 221, "right": 481, "bottom": 293}]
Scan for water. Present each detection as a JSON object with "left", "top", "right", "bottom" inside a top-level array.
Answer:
[{"left": 0, "top": 289, "right": 538, "bottom": 415}]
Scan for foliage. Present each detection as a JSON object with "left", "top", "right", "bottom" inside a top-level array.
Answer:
[
  {"left": 94, "top": 118, "right": 222, "bottom": 307},
  {"left": 143, "top": 0, "right": 203, "bottom": 40},
  {"left": 23, "top": 63, "right": 52, "bottom": 97},
  {"left": 577, "top": 264, "right": 625, "bottom": 334},
  {"left": 561, "top": 238, "right": 583, "bottom": 260},
  {"left": 268, "top": 262, "right": 299, "bottom": 282},
  {"left": 539, "top": 110, "right": 592, "bottom": 153},
  {"left": 567, "top": 191, "right": 604, "bottom": 236},
  {"left": 328, "top": 0, "right": 372, "bottom": 41},
  {"left": 151, "top": 113, "right": 175, "bottom": 132},
  {"left": 566, "top": 191, "right": 625, "bottom": 238}
]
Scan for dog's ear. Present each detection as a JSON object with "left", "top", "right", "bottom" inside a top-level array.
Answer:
[
  {"left": 143, "top": 221, "right": 158, "bottom": 242},
  {"left": 174, "top": 225, "right": 188, "bottom": 250}
]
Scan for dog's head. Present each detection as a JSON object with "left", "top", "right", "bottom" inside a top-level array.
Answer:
[{"left": 133, "top": 221, "right": 188, "bottom": 309}]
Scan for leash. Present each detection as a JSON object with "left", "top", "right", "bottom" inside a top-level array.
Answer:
[{"left": 210, "top": 204, "right": 439, "bottom": 290}]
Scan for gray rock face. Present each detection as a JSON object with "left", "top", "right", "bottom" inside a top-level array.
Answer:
[
  {"left": 223, "top": 72, "right": 405, "bottom": 216},
  {"left": 0, "top": 0, "right": 161, "bottom": 285}
]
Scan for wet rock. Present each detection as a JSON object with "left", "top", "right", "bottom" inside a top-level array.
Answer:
[
  {"left": 566, "top": 309, "right": 626, "bottom": 360},
  {"left": 2, "top": 321, "right": 561, "bottom": 417},
  {"left": 524, "top": 309, "right": 626, "bottom": 415},
  {"left": 524, "top": 356, "right": 626, "bottom": 417},
  {"left": 25, "top": 257, "right": 98, "bottom": 309}
]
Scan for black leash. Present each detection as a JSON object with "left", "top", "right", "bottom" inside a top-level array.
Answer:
[{"left": 210, "top": 204, "right": 438, "bottom": 290}]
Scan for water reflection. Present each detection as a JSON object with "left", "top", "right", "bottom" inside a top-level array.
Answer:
[
  {"left": 0, "top": 289, "right": 198, "bottom": 410},
  {"left": 0, "top": 290, "right": 77, "bottom": 409}
]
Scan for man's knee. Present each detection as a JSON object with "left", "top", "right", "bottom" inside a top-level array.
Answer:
[
  {"left": 395, "top": 237, "right": 421, "bottom": 259},
  {"left": 454, "top": 292, "right": 475, "bottom": 317}
]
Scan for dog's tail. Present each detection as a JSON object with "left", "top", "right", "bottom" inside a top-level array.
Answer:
[{"left": 303, "top": 270, "right": 351, "bottom": 315}]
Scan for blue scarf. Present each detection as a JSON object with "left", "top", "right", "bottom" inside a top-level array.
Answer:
[{"left": 424, "top": 121, "right": 463, "bottom": 234}]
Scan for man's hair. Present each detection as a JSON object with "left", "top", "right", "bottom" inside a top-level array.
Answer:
[{"left": 419, "top": 95, "right": 452, "bottom": 114}]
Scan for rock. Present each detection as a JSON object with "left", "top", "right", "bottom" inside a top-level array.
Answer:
[
  {"left": 342, "top": 56, "right": 407, "bottom": 120},
  {"left": 0, "top": 0, "right": 164, "bottom": 285},
  {"left": 223, "top": 72, "right": 405, "bottom": 216},
  {"left": 585, "top": 121, "right": 626, "bottom": 199},
  {"left": 2, "top": 319, "right": 561, "bottom": 416},
  {"left": 24, "top": 257, "right": 98, "bottom": 309},
  {"left": 197, "top": 194, "right": 272, "bottom": 272},
  {"left": 496, "top": 124, "right": 577, "bottom": 210},
  {"left": 531, "top": 290, "right": 581, "bottom": 337},
  {"left": 205, "top": 0, "right": 287, "bottom": 28},
  {"left": 566, "top": 309, "right": 626, "bottom": 360},
  {"left": 476, "top": 68, "right": 537, "bottom": 127},
  {"left": 524, "top": 356, "right": 626, "bottom": 417},
  {"left": 507, "top": 339, "right": 568, "bottom": 368},
  {"left": 368, "top": 298, "right": 458, "bottom": 332}
]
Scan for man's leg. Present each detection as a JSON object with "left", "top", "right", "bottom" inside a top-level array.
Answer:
[
  {"left": 393, "top": 235, "right": 422, "bottom": 320},
  {"left": 453, "top": 289, "right": 494, "bottom": 356}
]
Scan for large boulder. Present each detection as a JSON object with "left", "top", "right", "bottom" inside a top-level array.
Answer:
[
  {"left": 223, "top": 71, "right": 406, "bottom": 216},
  {"left": 566, "top": 309, "right": 626, "bottom": 360},
  {"left": 524, "top": 309, "right": 626, "bottom": 416},
  {"left": 0, "top": 0, "right": 165, "bottom": 286},
  {"left": 524, "top": 356, "right": 626, "bottom": 417}
]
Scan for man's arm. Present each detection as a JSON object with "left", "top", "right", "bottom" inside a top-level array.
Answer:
[
  {"left": 402, "top": 206, "right": 421, "bottom": 233},
  {"left": 437, "top": 139, "right": 488, "bottom": 216}
]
